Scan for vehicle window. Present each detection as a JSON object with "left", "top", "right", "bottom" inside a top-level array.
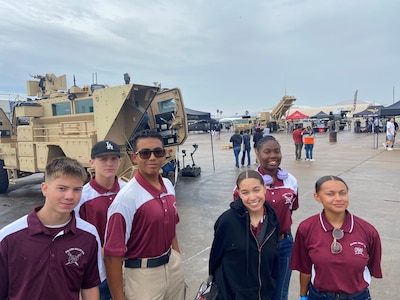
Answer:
[
  {"left": 52, "top": 102, "right": 71, "bottom": 116},
  {"left": 75, "top": 99, "right": 94, "bottom": 114},
  {"left": 158, "top": 98, "right": 175, "bottom": 113},
  {"left": 233, "top": 119, "right": 249, "bottom": 124}
]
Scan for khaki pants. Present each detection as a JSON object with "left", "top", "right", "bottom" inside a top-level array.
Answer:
[{"left": 124, "top": 249, "right": 186, "bottom": 300}]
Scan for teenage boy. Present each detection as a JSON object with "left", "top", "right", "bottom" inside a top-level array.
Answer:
[
  {"left": 0, "top": 157, "right": 104, "bottom": 300},
  {"left": 104, "top": 129, "right": 186, "bottom": 300},
  {"left": 75, "top": 140, "right": 126, "bottom": 300}
]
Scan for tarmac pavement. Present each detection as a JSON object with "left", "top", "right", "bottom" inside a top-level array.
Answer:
[
  {"left": 176, "top": 129, "right": 399, "bottom": 299},
  {"left": 1, "top": 129, "right": 399, "bottom": 299}
]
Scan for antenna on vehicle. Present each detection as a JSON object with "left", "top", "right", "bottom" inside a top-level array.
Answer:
[{"left": 92, "top": 72, "right": 98, "bottom": 84}]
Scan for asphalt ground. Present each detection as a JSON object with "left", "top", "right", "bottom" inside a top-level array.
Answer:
[{"left": 1, "top": 128, "right": 399, "bottom": 299}]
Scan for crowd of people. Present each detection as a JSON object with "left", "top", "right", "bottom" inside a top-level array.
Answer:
[{"left": 0, "top": 125, "right": 385, "bottom": 300}]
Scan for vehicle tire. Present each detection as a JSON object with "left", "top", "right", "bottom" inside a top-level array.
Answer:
[{"left": 0, "top": 160, "right": 9, "bottom": 193}]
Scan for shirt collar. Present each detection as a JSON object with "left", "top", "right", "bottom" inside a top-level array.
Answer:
[
  {"left": 135, "top": 171, "right": 167, "bottom": 197},
  {"left": 28, "top": 206, "right": 77, "bottom": 236},
  {"left": 89, "top": 176, "right": 121, "bottom": 194},
  {"left": 319, "top": 210, "right": 354, "bottom": 233}
]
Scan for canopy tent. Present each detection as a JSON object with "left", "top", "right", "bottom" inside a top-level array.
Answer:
[
  {"left": 379, "top": 101, "right": 400, "bottom": 117},
  {"left": 185, "top": 108, "right": 211, "bottom": 121},
  {"left": 286, "top": 110, "right": 309, "bottom": 120},
  {"left": 310, "top": 110, "right": 331, "bottom": 119},
  {"left": 352, "top": 105, "right": 384, "bottom": 117}
]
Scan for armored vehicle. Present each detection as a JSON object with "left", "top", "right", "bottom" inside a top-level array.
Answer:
[
  {"left": 0, "top": 73, "right": 188, "bottom": 193},
  {"left": 232, "top": 116, "right": 256, "bottom": 134}
]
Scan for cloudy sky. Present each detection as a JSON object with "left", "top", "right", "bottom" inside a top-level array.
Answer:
[{"left": 1, "top": 0, "right": 399, "bottom": 117}]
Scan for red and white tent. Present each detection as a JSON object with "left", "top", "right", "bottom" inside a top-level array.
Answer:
[{"left": 286, "top": 110, "right": 309, "bottom": 120}]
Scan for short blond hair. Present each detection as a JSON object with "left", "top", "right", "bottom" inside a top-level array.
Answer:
[{"left": 45, "top": 157, "right": 87, "bottom": 183}]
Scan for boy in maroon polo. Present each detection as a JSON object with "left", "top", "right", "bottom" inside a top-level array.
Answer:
[
  {"left": 75, "top": 140, "right": 126, "bottom": 300},
  {"left": 104, "top": 129, "right": 185, "bottom": 300},
  {"left": 0, "top": 157, "right": 104, "bottom": 300}
]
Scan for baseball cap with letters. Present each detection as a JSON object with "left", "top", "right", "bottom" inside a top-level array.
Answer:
[{"left": 91, "top": 140, "right": 122, "bottom": 158}]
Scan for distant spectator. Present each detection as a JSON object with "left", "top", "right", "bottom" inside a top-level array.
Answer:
[
  {"left": 230, "top": 129, "right": 243, "bottom": 168},
  {"left": 303, "top": 126, "right": 315, "bottom": 161},
  {"left": 383, "top": 117, "right": 395, "bottom": 150},
  {"left": 292, "top": 125, "right": 304, "bottom": 160},
  {"left": 241, "top": 130, "right": 251, "bottom": 167},
  {"left": 263, "top": 126, "right": 271, "bottom": 137},
  {"left": 253, "top": 127, "right": 264, "bottom": 165}
]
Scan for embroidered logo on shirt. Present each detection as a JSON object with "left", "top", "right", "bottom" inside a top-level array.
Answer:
[
  {"left": 65, "top": 248, "right": 85, "bottom": 266},
  {"left": 282, "top": 192, "right": 294, "bottom": 204},
  {"left": 350, "top": 242, "right": 366, "bottom": 256}
]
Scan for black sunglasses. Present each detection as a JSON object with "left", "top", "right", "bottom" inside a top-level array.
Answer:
[{"left": 135, "top": 148, "right": 166, "bottom": 159}]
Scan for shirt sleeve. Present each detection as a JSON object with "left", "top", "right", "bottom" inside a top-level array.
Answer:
[
  {"left": 104, "top": 213, "right": 127, "bottom": 257},
  {"left": 209, "top": 217, "right": 225, "bottom": 276},
  {"left": 82, "top": 234, "right": 103, "bottom": 289},
  {"left": 367, "top": 227, "right": 383, "bottom": 278},
  {"left": 0, "top": 238, "right": 9, "bottom": 299}
]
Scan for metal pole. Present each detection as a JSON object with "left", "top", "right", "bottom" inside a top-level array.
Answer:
[{"left": 210, "top": 129, "right": 216, "bottom": 171}]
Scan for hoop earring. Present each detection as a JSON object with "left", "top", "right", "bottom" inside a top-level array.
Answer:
[{"left": 262, "top": 168, "right": 288, "bottom": 185}]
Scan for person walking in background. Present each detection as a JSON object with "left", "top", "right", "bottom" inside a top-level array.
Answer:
[
  {"left": 210, "top": 170, "right": 280, "bottom": 300},
  {"left": 303, "top": 126, "right": 315, "bottom": 161},
  {"left": 263, "top": 125, "right": 271, "bottom": 137},
  {"left": 0, "top": 157, "right": 104, "bottom": 300},
  {"left": 241, "top": 130, "right": 251, "bottom": 167},
  {"left": 393, "top": 119, "right": 398, "bottom": 148},
  {"left": 104, "top": 130, "right": 185, "bottom": 300},
  {"left": 233, "top": 136, "right": 299, "bottom": 300},
  {"left": 75, "top": 140, "right": 126, "bottom": 300},
  {"left": 230, "top": 129, "right": 243, "bottom": 168},
  {"left": 290, "top": 175, "right": 382, "bottom": 299},
  {"left": 253, "top": 126, "right": 264, "bottom": 164},
  {"left": 292, "top": 125, "right": 304, "bottom": 160},
  {"left": 383, "top": 117, "right": 395, "bottom": 150}
]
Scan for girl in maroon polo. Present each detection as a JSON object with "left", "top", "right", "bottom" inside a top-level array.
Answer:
[{"left": 290, "top": 176, "right": 382, "bottom": 300}]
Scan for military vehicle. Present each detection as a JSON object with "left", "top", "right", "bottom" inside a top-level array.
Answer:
[
  {"left": 232, "top": 116, "right": 256, "bottom": 134},
  {"left": 0, "top": 73, "right": 188, "bottom": 193}
]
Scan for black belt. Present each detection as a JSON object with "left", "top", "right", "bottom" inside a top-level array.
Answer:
[
  {"left": 278, "top": 231, "right": 291, "bottom": 241},
  {"left": 125, "top": 248, "right": 171, "bottom": 269},
  {"left": 323, "top": 290, "right": 366, "bottom": 300},
  {"left": 310, "top": 284, "right": 368, "bottom": 299}
]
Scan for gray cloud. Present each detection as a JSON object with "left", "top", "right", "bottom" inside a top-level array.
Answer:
[{"left": 1, "top": 0, "right": 399, "bottom": 116}]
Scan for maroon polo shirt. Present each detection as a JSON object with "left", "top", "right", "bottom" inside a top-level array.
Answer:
[
  {"left": 76, "top": 176, "right": 125, "bottom": 245},
  {"left": 104, "top": 171, "right": 179, "bottom": 259},
  {"left": 0, "top": 207, "right": 102, "bottom": 300},
  {"left": 290, "top": 211, "right": 382, "bottom": 294}
]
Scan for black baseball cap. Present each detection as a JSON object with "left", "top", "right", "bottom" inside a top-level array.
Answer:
[{"left": 91, "top": 140, "right": 122, "bottom": 158}]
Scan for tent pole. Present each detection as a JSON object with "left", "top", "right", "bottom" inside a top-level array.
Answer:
[{"left": 210, "top": 129, "right": 215, "bottom": 171}]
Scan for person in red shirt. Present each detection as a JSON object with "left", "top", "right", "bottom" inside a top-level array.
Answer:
[
  {"left": 290, "top": 175, "right": 382, "bottom": 300},
  {"left": 292, "top": 125, "right": 304, "bottom": 160}
]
